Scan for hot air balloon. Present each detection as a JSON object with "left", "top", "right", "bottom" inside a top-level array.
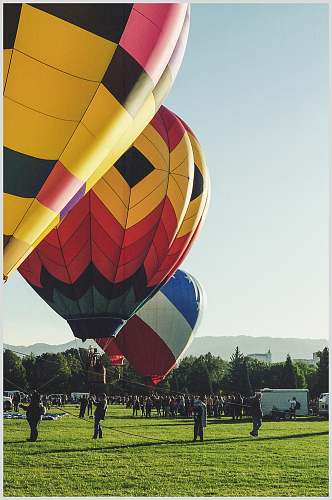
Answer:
[
  {"left": 4, "top": 3, "right": 189, "bottom": 278},
  {"left": 97, "top": 269, "right": 205, "bottom": 385},
  {"left": 19, "top": 105, "right": 209, "bottom": 340},
  {"left": 97, "top": 339, "right": 125, "bottom": 367}
]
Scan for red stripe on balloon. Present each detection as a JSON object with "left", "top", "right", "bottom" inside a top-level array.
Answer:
[
  {"left": 112, "top": 315, "right": 176, "bottom": 380},
  {"left": 36, "top": 162, "right": 84, "bottom": 213}
]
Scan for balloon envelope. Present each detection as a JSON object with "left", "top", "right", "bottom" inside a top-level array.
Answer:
[
  {"left": 4, "top": 3, "right": 189, "bottom": 278},
  {"left": 97, "top": 269, "right": 205, "bottom": 384},
  {"left": 19, "top": 106, "right": 208, "bottom": 340}
]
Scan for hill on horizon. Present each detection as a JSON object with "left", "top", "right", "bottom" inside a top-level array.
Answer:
[{"left": 3, "top": 335, "right": 328, "bottom": 363}]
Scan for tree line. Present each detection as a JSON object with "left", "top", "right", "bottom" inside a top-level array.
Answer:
[{"left": 3, "top": 346, "right": 329, "bottom": 398}]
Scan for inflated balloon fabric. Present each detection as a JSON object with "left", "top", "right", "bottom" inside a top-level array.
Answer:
[
  {"left": 4, "top": 3, "right": 189, "bottom": 278},
  {"left": 97, "top": 269, "right": 205, "bottom": 384},
  {"left": 19, "top": 106, "right": 209, "bottom": 340}
]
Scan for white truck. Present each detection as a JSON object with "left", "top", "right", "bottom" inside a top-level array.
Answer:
[
  {"left": 318, "top": 393, "right": 329, "bottom": 418},
  {"left": 260, "top": 388, "right": 309, "bottom": 419}
]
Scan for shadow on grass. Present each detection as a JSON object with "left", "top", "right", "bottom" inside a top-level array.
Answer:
[{"left": 26, "top": 430, "right": 329, "bottom": 456}]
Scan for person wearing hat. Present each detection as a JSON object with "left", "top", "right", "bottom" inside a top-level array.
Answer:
[
  {"left": 92, "top": 393, "right": 108, "bottom": 439},
  {"left": 20, "top": 391, "right": 46, "bottom": 442},
  {"left": 250, "top": 392, "right": 263, "bottom": 437},
  {"left": 192, "top": 396, "right": 207, "bottom": 442}
]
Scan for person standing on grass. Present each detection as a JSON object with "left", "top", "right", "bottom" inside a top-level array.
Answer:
[
  {"left": 79, "top": 395, "right": 88, "bottom": 418},
  {"left": 20, "top": 391, "right": 46, "bottom": 442},
  {"left": 249, "top": 392, "right": 263, "bottom": 437},
  {"left": 87, "top": 394, "right": 94, "bottom": 416},
  {"left": 13, "top": 392, "right": 21, "bottom": 412},
  {"left": 92, "top": 393, "right": 108, "bottom": 439},
  {"left": 289, "top": 397, "right": 298, "bottom": 420},
  {"left": 192, "top": 396, "right": 207, "bottom": 442}
]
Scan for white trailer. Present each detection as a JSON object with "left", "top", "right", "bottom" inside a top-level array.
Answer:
[
  {"left": 318, "top": 393, "right": 329, "bottom": 417},
  {"left": 70, "top": 392, "right": 90, "bottom": 402},
  {"left": 260, "top": 388, "right": 309, "bottom": 418}
]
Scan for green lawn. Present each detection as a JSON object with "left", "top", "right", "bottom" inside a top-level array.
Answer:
[{"left": 3, "top": 405, "right": 329, "bottom": 497}]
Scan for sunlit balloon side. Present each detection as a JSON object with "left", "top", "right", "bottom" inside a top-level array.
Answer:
[
  {"left": 4, "top": 3, "right": 189, "bottom": 278},
  {"left": 97, "top": 269, "right": 206, "bottom": 385},
  {"left": 19, "top": 106, "right": 208, "bottom": 340}
]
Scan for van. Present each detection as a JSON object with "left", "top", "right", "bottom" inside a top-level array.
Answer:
[
  {"left": 260, "top": 388, "right": 309, "bottom": 419},
  {"left": 318, "top": 393, "right": 329, "bottom": 418}
]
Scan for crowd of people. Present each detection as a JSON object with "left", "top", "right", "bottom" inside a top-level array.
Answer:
[
  {"left": 104, "top": 393, "right": 253, "bottom": 419},
  {"left": 11, "top": 388, "right": 308, "bottom": 443}
]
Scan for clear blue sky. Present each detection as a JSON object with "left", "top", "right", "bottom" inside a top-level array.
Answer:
[{"left": 3, "top": 4, "right": 329, "bottom": 345}]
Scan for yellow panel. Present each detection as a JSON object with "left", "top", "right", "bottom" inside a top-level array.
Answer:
[
  {"left": 85, "top": 92, "right": 155, "bottom": 192},
  {"left": 86, "top": 94, "right": 155, "bottom": 192},
  {"left": 141, "top": 121, "right": 169, "bottom": 164},
  {"left": 127, "top": 182, "right": 166, "bottom": 228},
  {"left": 130, "top": 170, "right": 168, "bottom": 208},
  {"left": 177, "top": 197, "right": 205, "bottom": 238},
  {"left": 177, "top": 217, "right": 197, "bottom": 238},
  {"left": 5, "top": 50, "right": 99, "bottom": 121},
  {"left": 3, "top": 193, "right": 33, "bottom": 235},
  {"left": 97, "top": 167, "right": 131, "bottom": 208},
  {"left": 134, "top": 133, "right": 168, "bottom": 172},
  {"left": 170, "top": 133, "right": 193, "bottom": 175},
  {"left": 3, "top": 49, "right": 12, "bottom": 89},
  {"left": 93, "top": 178, "right": 128, "bottom": 228},
  {"left": 3, "top": 236, "right": 31, "bottom": 278},
  {"left": 15, "top": 4, "right": 116, "bottom": 81},
  {"left": 4, "top": 97, "right": 77, "bottom": 159},
  {"left": 167, "top": 175, "right": 192, "bottom": 224},
  {"left": 82, "top": 85, "right": 132, "bottom": 146},
  {"left": 59, "top": 123, "right": 109, "bottom": 180},
  {"left": 13, "top": 199, "right": 56, "bottom": 245},
  {"left": 32, "top": 217, "right": 59, "bottom": 247}
]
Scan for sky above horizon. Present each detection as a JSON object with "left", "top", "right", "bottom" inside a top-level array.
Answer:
[{"left": 3, "top": 4, "right": 329, "bottom": 346}]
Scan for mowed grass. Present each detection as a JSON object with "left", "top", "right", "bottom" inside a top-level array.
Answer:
[{"left": 3, "top": 405, "right": 329, "bottom": 497}]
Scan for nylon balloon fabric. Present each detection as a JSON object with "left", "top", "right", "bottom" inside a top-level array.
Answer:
[
  {"left": 97, "top": 338, "right": 125, "bottom": 366},
  {"left": 19, "top": 106, "right": 209, "bottom": 340},
  {"left": 97, "top": 269, "right": 205, "bottom": 385},
  {"left": 4, "top": 3, "right": 189, "bottom": 278}
]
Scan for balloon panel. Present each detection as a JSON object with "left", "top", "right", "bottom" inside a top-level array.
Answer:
[
  {"left": 19, "top": 106, "right": 202, "bottom": 340},
  {"left": 4, "top": 3, "right": 188, "bottom": 277},
  {"left": 97, "top": 269, "right": 205, "bottom": 383}
]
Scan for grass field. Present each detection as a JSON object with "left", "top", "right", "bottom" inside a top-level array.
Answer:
[{"left": 3, "top": 405, "right": 329, "bottom": 497}]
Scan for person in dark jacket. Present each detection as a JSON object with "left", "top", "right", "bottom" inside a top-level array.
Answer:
[
  {"left": 13, "top": 392, "right": 21, "bottom": 412},
  {"left": 234, "top": 393, "right": 243, "bottom": 420},
  {"left": 79, "top": 395, "right": 88, "bottom": 418},
  {"left": 192, "top": 397, "right": 207, "bottom": 442},
  {"left": 87, "top": 395, "right": 94, "bottom": 416},
  {"left": 250, "top": 392, "right": 263, "bottom": 437},
  {"left": 20, "top": 391, "right": 46, "bottom": 442},
  {"left": 92, "top": 393, "right": 108, "bottom": 439}
]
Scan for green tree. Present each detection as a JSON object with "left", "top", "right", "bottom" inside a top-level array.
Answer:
[
  {"left": 282, "top": 354, "right": 297, "bottom": 388},
  {"left": 3, "top": 350, "right": 27, "bottom": 391},
  {"left": 316, "top": 347, "right": 329, "bottom": 395},
  {"left": 29, "top": 353, "right": 72, "bottom": 393},
  {"left": 223, "top": 347, "right": 253, "bottom": 395}
]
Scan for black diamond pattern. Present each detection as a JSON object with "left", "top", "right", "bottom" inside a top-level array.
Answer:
[{"left": 114, "top": 147, "right": 155, "bottom": 188}]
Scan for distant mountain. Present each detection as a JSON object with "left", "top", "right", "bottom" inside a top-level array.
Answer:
[
  {"left": 185, "top": 335, "right": 328, "bottom": 362},
  {"left": 4, "top": 335, "right": 328, "bottom": 363},
  {"left": 3, "top": 339, "right": 102, "bottom": 357}
]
